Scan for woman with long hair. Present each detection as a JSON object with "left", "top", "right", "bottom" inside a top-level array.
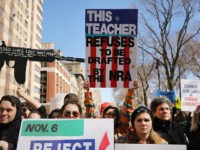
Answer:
[{"left": 116, "top": 105, "right": 167, "bottom": 144}]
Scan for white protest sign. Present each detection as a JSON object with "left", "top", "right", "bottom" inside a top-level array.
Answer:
[
  {"left": 115, "top": 144, "right": 186, "bottom": 150},
  {"left": 181, "top": 79, "right": 200, "bottom": 111},
  {"left": 17, "top": 119, "right": 114, "bottom": 150}
]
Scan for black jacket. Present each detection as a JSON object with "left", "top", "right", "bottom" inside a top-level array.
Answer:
[
  {"left": 188, "top": 127, "right": 200, "bottom": 150},
  {"left": 0, "top": 96, "right": 22, "bottom": 149},
  {"left": 153, "top": 117, "right": 188, "bottom": 145}
]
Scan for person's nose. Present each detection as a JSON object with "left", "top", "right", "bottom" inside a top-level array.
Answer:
[
  {"left": 1, "top": 109, "right": 7, "bottom": 115},
  {"left": 141, "top": 120, "right": 146, "bottom": 125}
]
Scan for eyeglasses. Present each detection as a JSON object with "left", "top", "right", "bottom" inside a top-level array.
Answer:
[{"left": 63, "top": 110, "right": 80, "bottom": 118}]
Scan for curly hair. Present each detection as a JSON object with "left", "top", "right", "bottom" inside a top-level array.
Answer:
[{"left": 150, "top": 97, "right": 172, "bottom": 113}]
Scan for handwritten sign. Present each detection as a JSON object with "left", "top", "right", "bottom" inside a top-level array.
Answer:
[
  {"left": 85, "top": 9, "right": 138, "bottom": 88},
  {"left": 181, "top": 79, "right": 200, "bottom": 111}
]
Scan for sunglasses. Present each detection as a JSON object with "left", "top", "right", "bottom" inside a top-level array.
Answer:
[
  {"left": 135, "top": 106, "right": 150, "bottom": 114},
  {"left": 22, "top": 108, "right": 27, "bottom": 112},
  {"left": 63, "top": 110, "right": 80, "bottom": 118}
]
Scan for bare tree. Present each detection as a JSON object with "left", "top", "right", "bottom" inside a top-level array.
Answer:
[
  {"left": 181, "top": 39, "right": 200, "bottom": 78},
  {"left": 139, "top": 0, "right": 200, "bottom": 91},
  {"left": 137, "top": 48, "right": 155, "bottom": 105}
]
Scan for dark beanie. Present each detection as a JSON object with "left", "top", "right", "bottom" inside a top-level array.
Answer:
[{"left": 131, "top": 105, "right": 152, "bottom": 126}]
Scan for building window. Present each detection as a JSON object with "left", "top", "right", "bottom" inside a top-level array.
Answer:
[
  {"left": 36, "top": 24, "right": 42, "bottom": 34},
  {"left": 41, "top": 71, "right": 47, "bottom": 82},
  {"left": 34, "top": 96, "right": 40, "bottom": 101},
  {"left": 36, "top": 34, "right": 41, "bottom": 43},
  {"left": 34, "top": 75, "right": 40, "bottom": 83},
  {"left": 41, "top": 62, "right": 47, "bottom": 67},
  {"left": 37, "top": 6, "right": 42, "bottom": 16},
  {"left": 40, "top": 95, "right": 46, "bottom": 103},
  {"left": 35, "top": 64, "right": 41, "bottom": 73},
  {"left": 34, "top": 86, "right": 40, "bottom": 94}
]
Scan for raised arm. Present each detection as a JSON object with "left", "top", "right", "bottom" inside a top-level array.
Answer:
[
  {"left": 17, "top": 87, "right": 41, "bottom": 109},
  {"left": 16, "top": 87, "right": 47, "bottom": 118},
  {"left": 83, "top": 81, "right": 96, "bottom": 118},
  {"left": 119, "top": 80, "right": 138, "bottom": 132}
]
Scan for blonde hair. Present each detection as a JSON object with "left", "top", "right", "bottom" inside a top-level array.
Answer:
[
  {"left": 128, "top": 129, "right": 167, "bottom": 144},
  {"left": 190, "top": 105, "right": 200, "bottom": 132},
  {"left": 149, "top": 130, "right": 167, "bottom": 144}
]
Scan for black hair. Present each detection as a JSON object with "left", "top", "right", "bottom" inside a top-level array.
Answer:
[
  {"left": 48, "top": 108, "right": 61, "bottom": 118},
  {"left": 60, "top": 101, "right": 82, "bottom": 116},
  {"left": 0, "top": 95, "right": 22, "bottom": 125},
  {"left": 103, "top": 105, "right": 120, "bottom": 128},
  {"left": 64, "top": 93, "right": 78, "bottom": 103},
  {"left": 28, "top": 110, "right": 41, "bottom": 118}
]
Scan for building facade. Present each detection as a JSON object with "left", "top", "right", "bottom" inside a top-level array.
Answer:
[
  {"left": 0, "top": 0, "right": 43, "bottom": 100},
  {"left": 41, "top": 43, "right": 79, "bottom": 113}
]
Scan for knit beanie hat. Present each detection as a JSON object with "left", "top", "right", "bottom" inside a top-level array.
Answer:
[{"left": 131, "top": 106, "right": 153, "bottom": 126}]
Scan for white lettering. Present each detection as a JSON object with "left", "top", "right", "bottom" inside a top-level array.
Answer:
[{"left": 86, "top": 23, "right": 137, "bottom": 35}]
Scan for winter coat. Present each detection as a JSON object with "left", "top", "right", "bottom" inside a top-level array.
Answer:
[
  {"left": 0, "top": 96, "right": 22, "bottom": 149},
  {"left": 153, "top": 117, "right": 188, "bottom": 145},
  {"left": 188, "top": 126, "right": 200, "bottom": 150}
]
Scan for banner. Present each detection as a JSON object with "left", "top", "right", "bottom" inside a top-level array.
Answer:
[
  {"left": 115, "top": 144, "right": 186, "bottom": 150},
  {"left": 181, "top": 79, "right": 200, "bottom": 111},
  {"left": 155, "top": 90, "right": 175, "bottom": 103},
  {"left": 17, "top": 119, "right": 114, "bottom": 150},
  {"left": 85, "top": 9, "right": 138, "bottom": 88}
]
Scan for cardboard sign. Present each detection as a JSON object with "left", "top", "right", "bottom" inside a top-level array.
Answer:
[
  {"left": 181, "top": 79, "right": 200, "bottom": 111},
  {"left": 85, "top": 9, "right": 138, "bottom": 88},
  {"left": 115, "top": 144, "right": 186, "bottom": 150},
  {"left": 17, "top": 119, "right": 114, "bottom": 150}
]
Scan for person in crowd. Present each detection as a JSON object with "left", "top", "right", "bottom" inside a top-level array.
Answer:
[
  {"left": 188, "top": 105, "right": 200, "bottom": 150},
  {"left": 116, "top": 105, "right": 167, "bottom": 144},
  {"left": 64, "top": 93, "right": 79, "bottom": 104},
  {"left": 17, "top": 87, "right": 47, "bottom": 118},
  {"left": 60, "top": 101, "right": 82, "bottom": 119},
  {"left": 48, "top": 108, "right": 61, "bottom": 119},
  {"left": 118, "top": 80, "right": 139, "bottom": 134},
  {"left": 150, "top": 97, "right": 188, "bottom": 144},
  {"left": 83, "top": 81, "right": 97, "bottom": 118},
  {"left": 83, "top": 80, "right": 138, "bottom": 140},
  {"left": 100, "top": 102, "right": 111, "bottom": 117},
  {"left": 103, "top": 105, "right": 125, "bottom": 142},
  {"left": 28, "top": 110, "right": 42, "bottom": 119},
  {"left": 0, "top": 95, "right": 22, "bottom": 150},
  {"left": 21, "top": 101, "right": 32, "bottom": 119},
  {"left": 173, "top": 110, "right": 191, "bottom": 137}
]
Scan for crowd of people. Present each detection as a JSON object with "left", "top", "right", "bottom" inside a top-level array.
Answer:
[{"left": 0, "top": 81, "right": 199, "bottom": 150}]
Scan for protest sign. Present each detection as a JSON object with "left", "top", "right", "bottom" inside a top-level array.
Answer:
[
  {"left": 85, "top": 9, "right": 138, "bottom": 88},
  {"left": 17, "top": 119, "right": 114, "bottom": 150},
  {"left": 181, "top": 79, "right": 200, "bottom": 111},
  {"left": 115, "top": 144, "right": 186, "bottom": 150}
]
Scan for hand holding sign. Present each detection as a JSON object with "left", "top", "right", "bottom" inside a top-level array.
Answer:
[
  {"left": 128, "top": 80, "right": 138, "bottom": 93},
  {"left": 83, "top": 81, "right": 90, "bottom": 92}
]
